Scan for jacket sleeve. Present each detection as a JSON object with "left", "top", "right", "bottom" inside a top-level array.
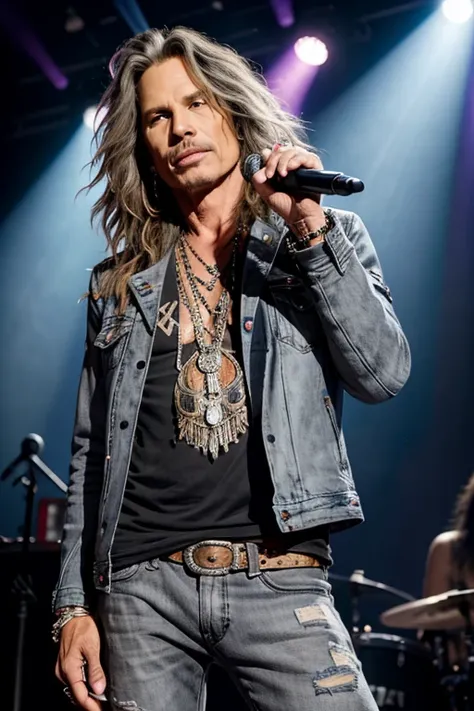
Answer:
[
  {"left": 292, "top": 209, "right": 411, "bottom": 403},
  {"left": 52, "top": 268, "right": 106, "bottom": 611}
]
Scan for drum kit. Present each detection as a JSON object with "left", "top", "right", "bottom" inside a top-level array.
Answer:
[{"left": 332, "top": 569, "right": 474, "bottom": 711}]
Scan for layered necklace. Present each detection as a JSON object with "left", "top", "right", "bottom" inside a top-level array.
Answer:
[{"left": 174, "top": 229, "right": 248, "bottom": 460}]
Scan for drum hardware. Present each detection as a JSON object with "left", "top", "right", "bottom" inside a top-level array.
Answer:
[
  {"left": 348, "top": 569, "right": 415, "bottom": 638},
  {"left": 356, "top": 632, "right": 445, "bottom": 710},
  {"left": 330, "top": 568, "right": 416, "bottom": 639},
  {"left": 382, "top": 590, "right": 474, "bottom": 711},
  {"left": 329, "top": 569, "right": 437, "bottom": 708}
]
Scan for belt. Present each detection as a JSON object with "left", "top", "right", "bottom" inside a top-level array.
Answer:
[{"left": 168, "top": 539, "right": 322, "bottom": 577}]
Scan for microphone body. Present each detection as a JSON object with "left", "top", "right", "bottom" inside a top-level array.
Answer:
[{"left": 242, "top": 154, "right": 364, "bottom": 197}]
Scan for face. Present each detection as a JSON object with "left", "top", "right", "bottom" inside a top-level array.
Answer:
[{"left": 138, "top": 57, "right": 241, "bottom": 194}]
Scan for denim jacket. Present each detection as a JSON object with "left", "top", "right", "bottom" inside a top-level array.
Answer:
[{"left": 52, "top": 208, "right": 410, "bottom": 610}]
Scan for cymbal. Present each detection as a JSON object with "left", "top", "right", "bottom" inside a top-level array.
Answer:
[{"left": 381, "top": 589, "right": 474, "bottom": 631}]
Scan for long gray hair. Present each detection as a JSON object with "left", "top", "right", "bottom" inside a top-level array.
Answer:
[{"left": 88, "top": 26, "right": 311, "bottom": 310}]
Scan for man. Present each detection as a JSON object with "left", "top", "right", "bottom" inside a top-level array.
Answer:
[{"left": 53, "top": 26, "right": 410, "bottom": 711}]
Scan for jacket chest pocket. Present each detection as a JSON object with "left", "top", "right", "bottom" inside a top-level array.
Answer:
[
  {"left": 94, "top": 315, "right": 133, "bottom": 370},
  {"left": 268, "top": 278, "right": 320, "bottom": 353}
]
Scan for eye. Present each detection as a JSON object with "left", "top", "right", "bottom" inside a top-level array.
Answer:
[
  {"left": 149, "top": 112, "right": 169, "bottom": 125},
  {"left": 190, "top": 100, "right": 205, "bottom": 109}
]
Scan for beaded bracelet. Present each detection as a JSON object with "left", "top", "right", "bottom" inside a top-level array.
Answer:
[{"left": 286, "top": 211, "right": 335, "bottom": 252}]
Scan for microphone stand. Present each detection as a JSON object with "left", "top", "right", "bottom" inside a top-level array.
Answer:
[
  {"left": 1, "top": 434, "right": 67, "bottom": 711},
  {"left": 349, "top": 570, "right": 363, "bottom": 651}
]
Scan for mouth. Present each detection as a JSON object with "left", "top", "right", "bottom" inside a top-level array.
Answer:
[{"left": 173, "top": 149, "right": 208, "bottom": 168}]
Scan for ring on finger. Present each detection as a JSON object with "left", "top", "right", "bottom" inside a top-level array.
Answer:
[{"left": 63, "top": 686, "right": 78, "bottom": 706}]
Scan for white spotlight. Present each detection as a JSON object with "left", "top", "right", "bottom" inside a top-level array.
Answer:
[
  {"left": 294, "top": 37, "right": 329, "bottom": 67},
  {"left": 83, "top": 105, "right": 107, "bottom": 131},
  {"left": 442, "top": 0, "right": 473, "bottom": 23}
]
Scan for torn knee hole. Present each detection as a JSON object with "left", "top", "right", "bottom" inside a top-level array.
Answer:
[
  {"left": 313, "top": 665, "right": 358, "bottom": 695},
  {"left": 313, "top": 643, "right": 359, "bottom": 695}
]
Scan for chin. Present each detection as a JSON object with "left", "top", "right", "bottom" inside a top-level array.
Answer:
[{"left": 181, "top": 173, "right": 220, "bottom": 192}]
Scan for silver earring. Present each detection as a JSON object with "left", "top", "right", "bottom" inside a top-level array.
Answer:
[{"left": 150, "top": 168, "right": 159, "bottom": 200}]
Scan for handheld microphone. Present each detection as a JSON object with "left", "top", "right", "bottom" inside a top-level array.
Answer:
[{"left": 242, "top": 154, "right": 365, "bottom": 197}]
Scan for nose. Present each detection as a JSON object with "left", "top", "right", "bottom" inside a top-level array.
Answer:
[{"left": 170, "top": 107, "right": 196, "bottom": 140}]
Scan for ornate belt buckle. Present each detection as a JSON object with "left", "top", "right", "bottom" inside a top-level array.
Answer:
[{"left": 183, "top": 540, "right": 240, "bottom": 576}]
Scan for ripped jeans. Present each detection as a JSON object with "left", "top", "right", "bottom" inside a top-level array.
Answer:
[{"left": 96, "top": 551, "right": 378, "bottom": 711}]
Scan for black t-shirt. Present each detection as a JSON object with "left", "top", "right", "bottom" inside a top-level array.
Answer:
[{"left": 112, "top": 254, "right": 332, "bottom": 569}]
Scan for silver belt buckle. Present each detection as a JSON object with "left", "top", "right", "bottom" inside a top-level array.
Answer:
[{"left": 183, "top": 540, "right": 241, "bottom": 576}]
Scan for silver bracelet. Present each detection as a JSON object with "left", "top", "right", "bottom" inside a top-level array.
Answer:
[{"left": 52, "top": 606, "right": 90, "bottom": 643}]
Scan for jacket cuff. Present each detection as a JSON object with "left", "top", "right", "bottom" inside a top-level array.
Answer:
[{"left": 52, "top": 586, "right": 90, "bottom": 613}]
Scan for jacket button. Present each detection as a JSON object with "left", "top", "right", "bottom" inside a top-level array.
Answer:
[
  {"left": 136, "top": 360, "right": 146, "bottom": 370},
  {"left": 120, "top": 421, "right": 129, "bottom": 430},
  {"left": 262, "top": 233, "right": 272, "bottom": 244},
  {"left": 267, "top": 434, "right": 275, "bottom": 443},
  {"left": 280, "top": 510, "right": 291, "bottom": 521},
  {"left": 243, "top": 319, "right": 253, "bottom": 332}
]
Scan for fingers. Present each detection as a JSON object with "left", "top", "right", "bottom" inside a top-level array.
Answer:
[
  {"left": 55, "top": 616, "right": 106, "bottom": 710},
  {"left": 82, "top": 653, "right": 107, "bottom": 697},
  {"left": 261, "top": 145, "right": 323, "bottom": 180},
  {"left": 68, "top": 677, "right": 103, "bottom": 711},
  {"left": 58, "top": 658, "right": 102, "bottom": 710}
]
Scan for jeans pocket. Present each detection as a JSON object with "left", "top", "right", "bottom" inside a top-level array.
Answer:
[
  {"left": 110, "top": 562, "right": 141, "bottom": 583},
  {"left": 259, "top": 566, "right": 330, "bottom": 595}
]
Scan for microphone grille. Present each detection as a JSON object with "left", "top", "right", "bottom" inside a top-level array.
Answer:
[{"left": 242, "top": 154, "right": 264, "bottom": 183}]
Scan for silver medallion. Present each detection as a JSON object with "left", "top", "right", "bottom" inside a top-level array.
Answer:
[
  {"left": 197, "top": 350, "right": 221, "bottom": 374},
  {"left": 205, "top": 403, "right": 223, "bottom": 426}
]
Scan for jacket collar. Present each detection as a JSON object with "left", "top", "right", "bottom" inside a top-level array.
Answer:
[
  {"left": 127, "top": 212, "right": 287, "bottom": 333},
  {"left": 128, "top": 248, "right": 173, "bottom": 333}
]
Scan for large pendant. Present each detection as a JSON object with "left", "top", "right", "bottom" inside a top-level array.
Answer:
[{"left": 174, "top": 350, "right": 248, "bottom": 460}]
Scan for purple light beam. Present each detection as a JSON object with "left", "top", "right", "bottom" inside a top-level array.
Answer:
[
  {"left": 270, "top": 0, "right": 295, "bottom": 28},
  {"left": 266, "top": 46, "right": 319, "bottom": 116},
  {"left": 0, "top": 2, "right": 68, "bottom": 90}
]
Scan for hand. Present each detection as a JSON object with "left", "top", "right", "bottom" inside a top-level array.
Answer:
[
  {"left": 55, "top": 616, "right": 107, "bottom": 710},
  {"left": 250, "top": 145, "right": 326, "bottom": 227}
]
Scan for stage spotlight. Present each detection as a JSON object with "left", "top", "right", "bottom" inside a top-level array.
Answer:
[
  {"left": 83, "top": 106, "right": 106, "bottom": 131},
  {"left": 294, "top": 36, "right": 329, "bottom": 66},
  {"left": 442, "top": 0, "right": 473, "bottom": 23}
]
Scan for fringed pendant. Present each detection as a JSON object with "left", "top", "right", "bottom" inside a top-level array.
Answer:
[{"left": 174, "top": 349, "right": 248, "bottom": 460}]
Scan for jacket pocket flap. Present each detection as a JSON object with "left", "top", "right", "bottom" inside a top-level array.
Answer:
[{"left": 94, "top": 316, "right": 133, "bottom": 350}]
